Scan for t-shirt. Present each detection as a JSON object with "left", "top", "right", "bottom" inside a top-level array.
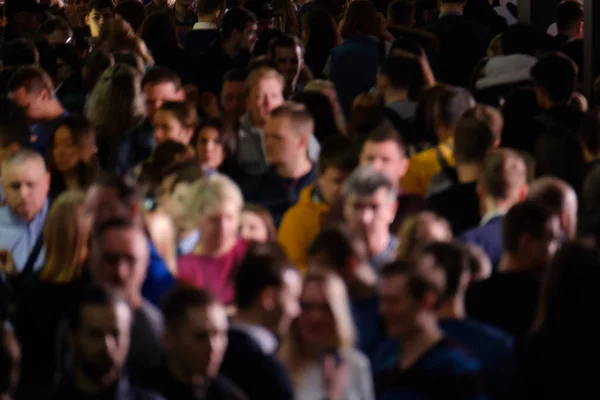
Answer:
[
  {"left": 29, "top": 111, "right": 69, "bottom": 153},
  {"left": 401, "top": 141, "right": 455, "bottom": 196}
]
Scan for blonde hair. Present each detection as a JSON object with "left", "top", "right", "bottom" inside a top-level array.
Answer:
[
  {"left": 245, "top": 67, "right": 285, "bottom": 98},
  {"left": 184, "top": 174, "right": 244, "bottom": 228},
  {"left": 397, "top": 211, "right": 452, "bottom": 260},
  {"left": 41, "top": 190, "right": 88, "bottom": 283},
  {"left": 279, "top": 269, "right": 356, "bottom": 384}
]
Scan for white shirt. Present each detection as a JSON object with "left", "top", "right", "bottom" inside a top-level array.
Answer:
[
  {"left": 232, "top": 322, "right": 279, "bottom": 355},
  {"left": 193, "top": 21, "right": 218, "bottom": 30}
]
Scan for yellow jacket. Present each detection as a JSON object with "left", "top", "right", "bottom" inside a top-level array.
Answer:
[
  {"left": 401, "top": 140, "right": 455, "bottom": 195},
  {"left": 278, "top": 184, "right": 330, "bottom": 273}
]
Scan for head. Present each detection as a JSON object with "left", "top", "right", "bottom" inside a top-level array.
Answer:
[
  {"left": 195, "top": 118, "right": 236, "bottom": 170},
  {"left": 556, "top": 0, "right": 584, "bottom": 39},
  {"left": 240, "top": 204, "right": 277, "bottom": 244},
  {"left": 267, "top": 34, "right": 304, "bottom": 88},
  {"left": 0, "top": 117, "right": 30, "bottom": 170},
  {"left": 377, "top": 55, "right": 424, "bottom": 103},
  {"left": 86, "top": 0, "right": 116, "bottom": 38},
  {"left": 360, "top": 129, "right": 409, "bottom": 188},
  {"left": 502, "top": 200, "right": 562, "bottom": 269},
  {"left": 84, "top": 174, "right": 143, "bottom": 225},
  {"left": 433, "top": 86, "right": 475, "bottom": 141},
  {"left": 51, "top": 116, "right": 97, "bottom": 175},
  {"left": 221, "top": 7, "right": 258, "bottom": 52},
  {"left": 0, "top": 322, "right": 20, "bottom": 397},
  {"left": 304, "top": 80, "right": 345, "bottom": 131},
  {"left": 301, "top": 9, "right": 340, "bottom": 58},
  {"left": 387, "top": 0, "right": 416, "bottom": 27},
  {"left": 235, "top": 243, "right": 302, "bottom": 336},
  {"left": 162, "top": 286, "right": 228, "bottom": 379},
  {"left": 245, "top": 67, "right": 285, "bottom": 127},
  {"left": 1, "top": 150, "right": 50, "bottom": 222},
  {"left": 343, "top": 167, "right": 397, "bottom": 239},
  {"left": 82, "top": 49, "right": 115, "bottom": 92},
  {"left": 221, "top": 68, "right": 247, "bottom": 123},
  {"left": 1, "top": 38, "right": 39, "bottom": 69},
  {"left": 153, "top": 101, "right": 197, "bottom": 146},
  {"left": 40, "top": 17, "right": 73, "bottom": 46},
  {"left": 7, "top": 66, "right": 57, "bottom": 121},
  {"left": 379, "top": 260, "right": 441, "bottom": 338},
  {"left": 115, "top": 0, "right": 146, "bottom": 34},
  {"left": 339, "top": 0, "right": 379, "bottom": 39},
  {"left": 454, "top": 105, "right": 502, "bottom": 167},
  {"left": 142, "top": 141, "right": 196, "bottom": 188},
  {"left": 196, "top": 0, "right": 225, "bottom": 20},
  {"left": 396, "top": 212, "right": 453, "bottom": 260},
  {"left": 142, "top": 67, "right": 186, "bottom": 121},
  {"left": 67, "top": 286, "right": 131, "bottom": 386},
  {"left": 317, "top": 137, "right": 359, "bottom": 206},
  {"left": 264, "top": 102, "right": 314, "bottom": 167},
  {"left": 528, "top": 177, "right": 578, "bottom": 240},
  {"left": 531, "top": 53, "right": 577, "bottom": 109}
]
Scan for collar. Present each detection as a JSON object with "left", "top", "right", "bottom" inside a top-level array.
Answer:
[
  {"left": 480, "top": 210, "right": 505, "bottom": 227},
  {"left": 193, "top": 21, "right": 217, "bottom": 30},
  {"left": 232, "top": 322, "right": 278, "bottom": 355},
  {"left": 439, "top": 11, "right": 462, "bottom": 18}
]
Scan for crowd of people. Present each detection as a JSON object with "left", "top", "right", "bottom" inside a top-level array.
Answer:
[{"left": 0, "top": 0, "right": 597, "bottom": 398}]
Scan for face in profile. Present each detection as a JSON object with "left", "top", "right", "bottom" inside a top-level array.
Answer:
[
  {"left": 297, "top": 281, "right": 334, "bottom": 348},
  {"left": 239, "top": 22, "right": 258, "bottom": 52},
  {"left": 274, "top": 269, "right": 302, "bottom": 337},
  {"left": 239, "top": 210, "right": 270, "bottom": 243},
  {"left": 264, "top": 115, "right": 305, "bottom": 165}
]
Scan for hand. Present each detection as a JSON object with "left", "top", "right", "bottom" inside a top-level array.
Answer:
[
  {"left": 323, "top": 354, "right": 349, "bottom": 400},
  {"left": 0, "top": 250, "right": 17, "bottom": 276}
]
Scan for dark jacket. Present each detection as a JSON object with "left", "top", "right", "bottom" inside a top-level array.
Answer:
[
  {"left": 182, "top": 29, "right": 220, "bottom": 57},
  {"left": 48, "top": 374, "right": 165, "bottom": 400},
  {"left": 460, "top": 215, "right": 504, "bottom": 268},
  {"left": 197, "top": 40, "right": 251, "bottom": 95}
]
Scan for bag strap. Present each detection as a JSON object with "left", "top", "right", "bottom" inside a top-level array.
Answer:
[
  {"left": 435, "top": 145, "right": 451, "bottom": 171},
  {"left": 21, "top": 232, "right": 44, "bottom": 278}
]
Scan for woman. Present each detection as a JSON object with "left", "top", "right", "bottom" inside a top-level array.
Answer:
[
  {"left": 279, "top": 269, "right": 375, "bottom": 400},
  {"left": 153, "top": 101, "right": 198, "bottom": 146},
  {"left": 177, "top": 174, "right": 248, "bottom": 304},
  {"left": 49, "top": 115, "right": 98, "bottom": 198},
  {"left": 195, "top": 118, "right": 239, "bottom": 177},
  {"left": 240, "top": 204, "right": 277, "bottom": 243},
  {"left": 274, "top": 0, "right": 299, "bottom": 36},
  {"left": 96, "top": 16, "right": 154, "bottom": 67}
]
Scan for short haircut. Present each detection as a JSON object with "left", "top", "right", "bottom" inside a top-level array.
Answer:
[
  {"left": 454, "top": 109, "right": 497, "bottom": 164},
  {"left": 39, "top": 17, "right": 72, "bottom": 37},
  {"left": 307, "top": 226, "right": 368, "bottom": 272},
  {"left": 88, "top": 0, "right": 115, "bottom": 14},
  {"left": 502, "top": 200, "right": 554, "bottom": 254},
  {"left": 434, "top": 86, "right": 475, "bottom": 129},
  {"left": 7, "top": 65, "right": 55, "bottom": 95},
  {"left": 418, "top": 241, "right": 469, "bottom": 300},
  {"left": 158, "top": 101, "right": 198, "bottom": 129},
  {"left": 92, "top": 173, "right": 141, "bottom": 207},
  {"left": 162, "top": 285, "right": 218, "bottom": 330},
  {"left": 270, "top": 102, "right": 314, "bottom": 135},
  {"left": 531, "top": 53, "right": 577, "bottom": 105},
  {"left": 223, "top": 68, "right": 248, "bottom": 83},
  {"left": 528, "top": 177, "right": 575, "bottom": 217},
  {"left": 92, "top": 217, "right": 137, "bottom": 246},
  {"left": 244, "top": 66, "right": 284, "bottom": 98},
  {"left": 318, "top": 136, "right": 359, "bottom": 174},
  {"left": 380, "top": 260, "right": 440, "bottom": 302},
  {"left": 480, "top": 149, "right": 527, "bottom": 201},
  {"left": 387, "top": 0, "right": 415, "bottom": 26},
  {"left": 1, "top": 149, "right": 46, "bottom": 172},
  {"left": 197, "top": 0, "right": 225, "bottom": 15},
  {"left": 363, "top": 127, "right": 408, "bottom": 157},
  {"left": 235, "top": 242, "right": 291, "bottom": 310},
  {"left": 0, "top": 117, "right": 31, "bottom": 149},
  {"left": 268, "top": 34, "right": 303, "bottom": 59},
  {"left": 221, "top": 7, "right": 257, "bottom": 40},
  {"left": 343, "top": 167, "right": 395, "bottom": 200},
  {"left": 556, "top": 0, "right": 583, "bottom": 32},
  {"left": 141, "top": 66, "right": 182, "bottom": 90},
  {"left": 1, "top": 38, "right": 39, "bottom": 68},
  {"left": 68, "top": 284, "right": 129, "bottom": 331},
  {"left": 378, "top": 55, "right": 422, "bottom": 91}
]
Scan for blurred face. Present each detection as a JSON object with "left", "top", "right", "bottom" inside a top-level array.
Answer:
[
  {"left": 83, "top": 185, "right": 133, "bottom": 225},
  {"left": 9, "top": 87, "right": 50, "bottom": 121},
  {"left": 257, "top": 17, "right": 276, "bottom": 34},
  {"left": 360, "top": 140, "right": 408, "bottom": 187},
  {"left": 70, "top": 303, "right": 131, "bottom": 383},
  {"left": 317, "top": 167, "right": 350, "bottom": 206},
  {"left": 221, "top": 80, "right": 246, "bottom": 123},
  {"left": 379, "top": 275, "right": 419, "bottom": 338},
  {"left": 247, "top": 77, "right": 284, "bottom": 127},
  {"left": 264, "top": 116, "right": 306, "bottom": 165},
  {"left": 2, "top": 159, "right": 50, "bottom": 222},
  {"left": 237, "top": 22, "right": 258, "bottom": 51},
  {"left": 53, "top": 125, "right": 80, "bottom": 173},
  {"left": 196, "top": 127, "right": 225, "bottom": 169},
  {"left": 239, "top": 210, "right": 269, "bottom": 243},
  {"left": 153, "top": 110, "right": 193, "bottom": 145},
  {"left": 297, "top": 281, "right": 334, "bottom": 348},
  {"left": 167, "top": 182, "right": 194, "bottom": 230},
  {"left": 86, "top": 8, "right": 114, "bottom": 38},
  {"left": 343, "top": 188, "right": 396, "bottom": 238},
  {"left": 165, "top": 304, "right": 228, "bottom": 378},
  {"left": 275, "top": 269, "right": 302, "bottom": 336},
  {"left": 199, "top": 202, "right": 241, "bottom": 250},
  {"left": 143, "top": 82, "right": 185, "bottom": 120},
  {"left": 273, "top": 46, "right": 303, "bottom": 85},
  {"left": 525, "top": 216, "right": 562, "bottom": 267}
]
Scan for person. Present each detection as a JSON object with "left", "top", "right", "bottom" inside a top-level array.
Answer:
[
  {"left": 153, "top": 101, "right": 197, "bottom": 146},
  {"left": 343, "top": 167, "right": 399, "bottom": 270},
  {"left": 396, "top": 211, "right": 453, "bottom": 260},
  {"left": 195, "top": 118, "right": 238, "bottom": 176},
  {"left": 240, "top": 204, "right": 277, "bottom": 244},
  {"left": 416, "top": 242, "right": 514, "bottom": 400},
  {"left": 0, "top": 321, "right": 20, "bottom": 400},
  {"left": 7, "top": 66, "right": 68, "bottom": 153},
  {"left": 376, "top": 55, "right": 421, "bottom": 128},
  {"left": 142, "top": 67, "right": 187, "bottom": 123},
  {"left": 85, "top": 0, "right": 115, "bottom": 39},
  {"left": 278, "top": 136, "right": 358, "bottom": 272},
  {"left": 221, "top": 69, "right": 247, "bottom": 126},
  {"left": 301, "top": 9, "right": 340, "bottom": 79},
  {"left": 181, "top": 0, "right": 223, "bottom": 56},
  {"left": 0, "top": 117, "right": 31, "bottom": 206},
  {"left": 528, "top": 176, "right": 578, "bottom": 240},
  {"left": 220, "top": 243, "right": 301, "bottom": 400},
  {"left": 243, "top": 102, "right": 318, "bottom": 227},
  {"left": 554, "top": 0, "right": 584, "bottom": 48},
  {"left": 385, "top": 0, "right": 440, "bottom": 55},
  {"left": 142, "top": 285, "right": 247, "bottom": 400},
  {"left": 374, "top": 260, "right": 486, "bottom": 399},
  {"left": 50, "top": 285, "right": 164, "bottom": 399},
  {"left": 0, "top": 150, "right": 50, "bottom": 273},
  {"left": 267, "top": 34, "right": 305, "bottom": 94},
  {"left": 40, "top": 17, "right": 73, "bottom": 46},
  {"left": 466, "top": 201, "right": 562, "bottom": 337},
  {"left": 292, "top": 91, "right": 342, "bottom": 143},
  {"left": 279, "top": 269, "right": 375, "bottom": 400},
  {"left": 177, "top": 174, "right": 248, "bottom": 304}
]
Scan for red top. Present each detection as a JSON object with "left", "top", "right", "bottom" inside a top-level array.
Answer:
[{"left": 177, "top": 238, "right": 249, "bottom": 304}]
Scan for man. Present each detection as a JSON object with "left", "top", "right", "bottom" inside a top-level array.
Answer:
[
  {"left": 220, "top": 243, "right": 301, "bottom": 400},
  {"left": 528, "top": 176, "right": 578, "bottom": 240},
  {"left": 7, "top": 66, "right": 68, "bottom": 153},
  {"left": 52, "top": 285, "right": 163, "bottom": 399},
  {"left": 416, "top": 242, "right": 514, "bottom": 400},
  {"left": 173, "top": 0, "right": 197, "bottom": 36},
  {"left": 0, "top": 116, "right": 31, "bottom": 206},
  {"left": 182, "top": 0, "right": 223, "bottom": 56},
  {"left": 142, "top": 67, "right": 187, "bottom": 122},
  {"left": 220, "top": 68, "right": 247, "bottom": 126},
  {"left": 359, "top": 128, "right": 425, "bottom": 232},
  {"left": 460, "top": 149, "right": 528, "bottom": 267},
  {"left": 386, "top": 0, "right": 439, "bottom": 55},
  {"left": 0, "top": 150, "right": 49, "bottom": 273},
  {"left": 142, "top": 286, "right": 246, "bottom": 400},
  {"left": 343, "top": 167, "right": 398, "bottom": 270},
  {"left": 243, "top": 102, "right": 317, "bottom": 227},
  {"left": 0, "top": 38, "right": 39, "bottom": 93},
  {"left": 425, "top": 0, "right": 491, "bottom": 87},
  {"left": 375, "top": 260, "right": 485, "bottom": 399},
  {"left": 146, "top": 0, "right": 174, "bottom": 15},
  {"left": 198, "top": 7, "right": 258, "bottom": 95},
  {"left": 466, "top": 201, "right": 562, "bottom": 337},
  {"left": 554, "top": 0, "right": 584, "bottom": 48},
  {"left": 401, "top": 86, "right": 474, "bottom": 195},
  {"left": 85, "top": 0, "right": 115, "bottom": 39},
  {"left": 430, "top": 106, "right": 503, "bottom": 235},
  {"left": 278, "top": 136, "right": 358, "bottom": 272},
  {"left": 267, "top": 34, "right": 304, "bottom": 94}
]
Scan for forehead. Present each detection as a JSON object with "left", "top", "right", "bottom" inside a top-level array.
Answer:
[
  {"left": 275, "top": 46, "right": 301, "bottom": 57},
  {"left": 301, "top": 280, "right": 325, "bottom": 300},
  {"left": 153, "top": 109, "right": 176, "bottom": 122},
  {"left": 185, "top": 304, "right": 227, "bottom": 329},
  {"left": 253, "top": 76, "right": 283, "bottom": 93},
  {"left": 3, "top": 159, "right": 46, "bottom": 179},
  {"left": 362, "top": 140, "right": 403, "bottom": 157},
  {"left": 346, "top": 188, "right": 391, "bottom": 204},
  {"left": 86, "top": 185, "right": 118, "bottom": 205},
  {"left": 222, "top": 80, "right": 245, "bottom": 92},
  {"left": 381, "top": 275, "right": 408, "bottom": 294},
  {"left": 80, "top": 303, "right": 130, "bottom": 329},
  {"left": 144, "top": 81, "right": 179, "bottom": 97},
  {"left": 204, "top": 200, "right": 241, "bottom": 216},
  {"left": 265, "top": 115, "right": 292, "bottom": 133}
]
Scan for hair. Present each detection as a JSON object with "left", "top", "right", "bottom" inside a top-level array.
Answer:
[
  {"left": 242, "top": 204, "right": 277, "bottom": 243},
  {"left": 197, "top": 0, "right": 225, "bottom": 15},
  {"left": 221, "top": 6, "right": 257, "bottom": 40},
  {"left": 162, "top": 284, "right": 218, "bottom": 331},
  {"left": 115, "top": 0, "right": 146, "bottom": 33},
  {"left": 307, "top": 226, "right": 369, "bottom": 275},
  {"left": 397, "top": 212, "right": 452, "bottom": 260},
  {"left": 86, "top": 64, "right": 146, "bottom": 140},
  {"left": 92, "top": 216, "right": 138, "bottom": 247},
  {"left": 434, "top": 86, "right": 475, "bottom": 129},
  {"left": 244, "top": 66, "right": 285, "bottom": 98},
  {"left": 82, "top": 49, "right": 114, "bottom": 91},
  {"left": 343, "top": 167, "right": 395, "bottom": 200},
  {"left": 387, "top": 0, "right": 416, "bottom": 26},
  {"left": 339, "top": 0, "right": 379, "bottom": 38},
  {"left": 7, "top": 65, "right": 55, "bottom": 95},
  {"left": 303, "top": 80, "right": 346, "bottom": 134},
  {"left": 185, "top": 174, "right": 243, "bottom": 225},
  {"left": 68, "top": 284, "right": 129, "bottom": 332},
  {"left": 363, "top": 127, "right": 408, "bottom": 158},
  {"left": 96, "top": 17, "right": 154, "bottom": 66},
  {"left": 41, "top": 190, "right": 88, "bottom": 283},
  {"left": 317, "top": 136, "right": 359, "bottom": 175},
  {"left": 292, "top": 91, "right": 342, "bottom": 143},
  {"left": 157, "top": 101, "right": 198, "bottom": 130},
  {"left": 87, "top": 0, "right": 115, "bottom": 14},
  {"left": 502, "top": 200, "right": 554, "bottom": 254},
  {"left": 268, "top": 33, "right": 303, "bottom": 60},
  {"left": 141, "top": 141, "right": 196, "bottom": 187},
  {"left": 556, "top": 0, "right": 584, "bottom": 32},
  {"left": 349, "top": 93, "right": 384, "bottom": 141},
  {"left": 418, "top": 241, "right": 470, "bottom": 300},
  {"left": 1, "top": 38, "right": 39, "bottom": 68},
  {"left": 140, "top": 11, "right": 181, "bottom": 55},
  {"left": 0, "top": 116, "right": 30, "bottom": 150},
  {"left": 235, "top": 242, "right": 292, "bottom": 310},
  {"left": 223, "top": 67, "right": 247, "bottom": 84},
  {"left": 528, "top": 177, "right": 576, "bottom": 218},
  {"left": 142, "top": 66, "right": 182, "bottom": 90},
  {"left": 379, "top": 55, "right": 423, "bottom": 93},
  {"left": 40, "top": 17, "right": 72, "bottom": 37},
  {"left": 170, "top": 164, "right": 205, "bottom": 193},
  {"left": 270, "top": 102, "right": 315, "bottom": 135},
  {"left": 301, "top": 9, "right": 340, "bottom": 76},
  {"left": 380, "top": 259, "right": 441, "bottom": 301},
  {"left": 454, "top": 110, "right": 497, "bottom": 164},
  {"left": 273, "top": 0, "right": 299, "bottom": 36},
  {"left": 196, "top": 118, "right": 237, "bottom": 162},
  {"left": 531, "top": 52, "right": 577, "bottom": 105},
  {"left": 413, "top": 85, "right": 450, "bottom": 149},
  {"left": 92, "top": 173, "right": 141, "bottom": 207},
  {"left": 480, "top": 149, "right": 527, "bottom": 201}
]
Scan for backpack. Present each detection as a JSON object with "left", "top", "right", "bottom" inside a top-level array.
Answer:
[{"left": 427, "top": 146, "right": 458, "bottom": 197}]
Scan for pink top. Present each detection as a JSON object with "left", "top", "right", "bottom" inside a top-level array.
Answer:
[{"left": 177, "top": 238, "right": 249, "bottom": 304}]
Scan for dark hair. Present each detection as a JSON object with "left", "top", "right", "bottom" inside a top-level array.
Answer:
[
  {"left": 379, "top": 55, "right": 423, "bottom": 93},
  {"left": 142, "top": 66, "right": 182, "bottom": 90},
  {"left": 502, "top": 200, "right": 554, "bottom": 254},
  {"left": 115, "top": 0, "right": 146, "bottom": 33},
  {"left": 292, "top": 91, "right": 340, "bottom": 143},
  {"left": 268, "top": 33, "right": 303, "bottom": 59},
  {"left": 170, "top": 164, "right": 205, "bottom": 193},
  {"left": 235, "top": 242, "right": 291, "bottom": 310},
  {"left": 418, "top": 241, "right": 469, "bottom": 300},
  {"left": 363, "top": 127, "right": 407, "bottom": 157},
  {"left": 221, "top": 7, "right": 257, "bottom": 40},
  {"left": 556, "top": 0, "right": 583, "bottom": 32},
  {"left": 141, "top": 141, "right": 195, "bottom": 186},
  {"left": 380, "top": 260, "right": 440, "bottom": 301},
  {"left": 197, "top": 0, "right": 225, "bottom": 15},
  {"left": 339, "top": 0, "right": 379, "bottom": 38},
  {"left": 318, "top": 136, "right": 359, "bottom": 175},
  {"left": 39, "top": 17, "right": 72, "bottom": 37},
  {"left": 242, "top": 204, "right": 277, "bottom": 243},
  {"left": 93, "top": 173, "right": 141, "bottom": 207},
  {"left": 7, "top": 65, "right": 55, "bottom": 94},
  {"left": 531, "top": 53, "right": 577, "bottom": 105},
  {"left": 307, "top": 226, "right": 368, "bottom": 274},
  {"left": 162, "top": 285, "right": 217, "bottom": 330},
  {"left": 535, "top": 127, "right": 585, "bottom": 192},
  {"left": 140, "top": 11, "right": 181, "bottom": 54},
  {"left": 1, "top": 38, "right": 38, "bottom": 68},
  {"left": 92, "top": 216, "right": 137, "bottom": 245},
  {"left": 68, "top": 284, "right": 128, "bottom": 331},
  {"left": 301, "top": 10, "right": 339, "bottom": 78},
  {"left": 223, "top": 67, "right": 248, "bottom": 83},
  {"left": 87, "top": 0, "right": 115, "bottom": 14},
  {"left": 435, "top": 86, "right": 474, "bottom": 129},
  {"left": 454, "top": 114, "right": 496, "bottom": 164},
  {"left": 0, "top": 116, "right": 30, "bottom": 149},
  {"left": 83, "top": 49, "right": 114, "bottom": 91},
  {"left": 501, "top": 23, "right": 540, "bottom": 56},
  {"left": 196, "top": 117, "right": 237, "bottom": 163},
  {"left": 387, "top": 0, "right": 416, "bottom": 26},
  {"left": 413, "top": 85, "right": 449, "bottom": 148},
  {"left": 158, "top": 101, "right": 198, "bottom": 129}
]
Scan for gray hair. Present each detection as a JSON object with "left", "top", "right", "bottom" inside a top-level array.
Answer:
[
  {"left": 343, "top": 167, "right": 395, "bottom": 200},
  {"left": 1, "top": 149, "right": 46, "bottom": 174}
]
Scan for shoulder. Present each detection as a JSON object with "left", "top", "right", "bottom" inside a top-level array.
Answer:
[
  {"left": 140, "top": 300, "right": 164, "bottom": 332},
  {"left": 211, "top": 375, "right": 249, "bottom": 400},
  {"left": 131, "top": 386, "right": 167, "bottom": 400},
  {"left": 431, "top": 339, "right": 482, "bottom": 374}
]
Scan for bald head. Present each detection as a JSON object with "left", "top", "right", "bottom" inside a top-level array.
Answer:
[
  {"left": 480, "top": 149, "right": 527, "bottom": 206},
  {"left": 528, "top": 177, "right": 578, "bottom": 239}
]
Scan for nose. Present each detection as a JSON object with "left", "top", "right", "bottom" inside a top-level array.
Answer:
[
  {"left": 18, "top": 185, "right": 30, "bottom": 200},
  {"left": 359, "top": 208, "right": 374, "bottom": 226},
  {"left": 371, "top": 159, "right": 383, "bottom": 172},
  {"left": 262, "top": 96, "right": 271, "bottom": 109}
]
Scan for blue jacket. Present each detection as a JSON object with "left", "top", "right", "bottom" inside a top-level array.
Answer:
[
  {"left": 460, "top": 215, "right": 503, "bottom": 269},
  {"left": 141, "top": 241, "right": 175, "bottom": 306}
]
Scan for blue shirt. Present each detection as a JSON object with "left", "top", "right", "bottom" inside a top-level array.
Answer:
[
  {"left": 351, "top": 296, "right": 385, "bottom": 360},
  {"left": 177, "top": 230, "right": 200, "bottom": 256},
  {"left": 141, "top": 241, "right": 176, "bottom": 306},
  {"left": 29, "top": 111, "right": 69, "bottom": 153},
  {"left": 370, "top": 236, "right": 399, "bottom": 270},
  {"left": 0, "top": 201, "right": 48, "bottom": 272}
]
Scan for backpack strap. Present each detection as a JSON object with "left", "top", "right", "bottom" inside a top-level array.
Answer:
[{"left": 382, "top": 107, "right": 412, "bottom": 135}]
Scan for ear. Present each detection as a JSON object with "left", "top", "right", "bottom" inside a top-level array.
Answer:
[
  {"left": 476, "top": 182, "right": 485, "bottom": 200},
  {"left": 260, "top": 286, "right": 277, "bottom": 311},
  {"left": 518, "top": 184, "right": 528, "bottom": 202},
  {"left": 577, "top": 20, "right": 584, "bottom": 37},
  {"left": 421, "top": 290, "right": 438, "bottom": 311},
  {"left": 85, "top": 15, "right": 90, "bottom": 26}
]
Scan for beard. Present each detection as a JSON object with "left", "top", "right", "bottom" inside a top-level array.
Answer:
[{"left": 77, "top": 352, "right": 118, "bottom": 382}]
